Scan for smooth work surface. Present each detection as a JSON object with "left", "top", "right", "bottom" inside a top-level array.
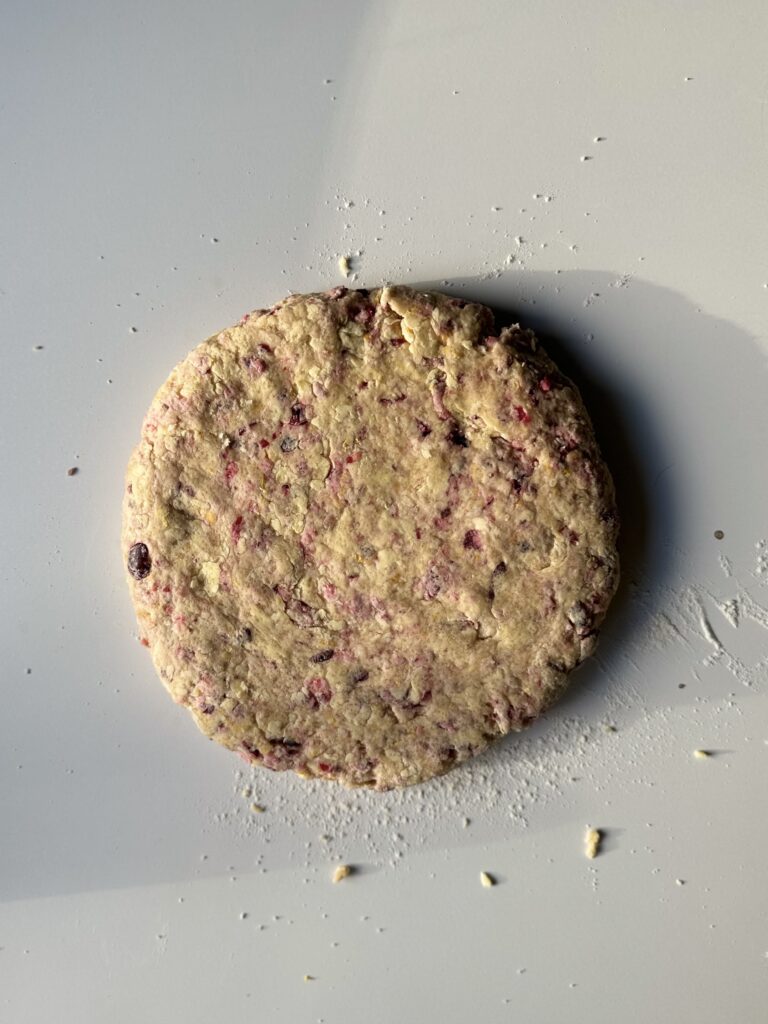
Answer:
[{"left": 2, "top": 2, "right": 768, "bottom": 1021}]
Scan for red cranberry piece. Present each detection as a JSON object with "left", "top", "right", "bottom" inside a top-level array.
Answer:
[
  {"left": 463, "top": 529, "right": 482, "bottom": 550},
  {"left": 306, "top": 677, "right": 332, "bottom": 708},
  {"left": 231, "top": 515, "right": 244, "bottom": 543}
]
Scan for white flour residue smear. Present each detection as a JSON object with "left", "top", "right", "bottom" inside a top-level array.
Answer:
[{"left": 639, "top": 540, "right": 768, "bottom": 688}]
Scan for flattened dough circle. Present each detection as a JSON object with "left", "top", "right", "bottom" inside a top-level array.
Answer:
[{"left": 122, "top": 286, "right": 619, "bottom": 789}]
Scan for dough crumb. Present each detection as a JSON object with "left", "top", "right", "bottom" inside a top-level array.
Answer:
[
  {"left": 303, "top": 974, "right": 315, "bottom": 982},
  {"left": 338, "top": 255, "right": 351, "bottom": 278},
  {"left": 479, "top": 871, "right": 495, "bottom": 887},
  {"left": 675, "top": 879, "right": 686, "bottom": 886},
  {"left": 332, "top": 864, "right": 352, "bottom": 883},
  {"left": 693, "top": 749, "right": 711, "bottom": 759},
  {"left": 585, "top": 827, "right": 602, "bottom": 859},
  {"left": 251, "top": 803, "right": 265, "bottom": 813}
]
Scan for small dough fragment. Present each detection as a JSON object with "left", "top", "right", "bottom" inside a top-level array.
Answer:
[
  {"left": 479, "top": 871, "right": 495, "bottom": 888},
  {"left": 584, "top": 827, "right": 602, "bottom": 859},
  {"left": 338, "top": 255, "right": 351, "bottom": 278},
  {"left": 332, "top": 864, "right": 352, "bottom": 883},
  {"left": 693, "top": 749, "right": 711, "bottom": 759}
]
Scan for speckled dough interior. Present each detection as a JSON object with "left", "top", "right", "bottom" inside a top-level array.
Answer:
[{"left": 122, "top": 285, "right": 619, "bottom": 789}]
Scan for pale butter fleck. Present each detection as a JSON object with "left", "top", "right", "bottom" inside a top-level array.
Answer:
[
  {"left": 585, "top": 827, "right": 602, "bottom": 859},
  {"left": 332, "top": 864, "right": 352, "bottom": 883},
  {"left": 479, "top": 871, "right": 495, "bottom": 888},
  {"left": 199, "top": 560, "right": 221, "bottom": 594}
]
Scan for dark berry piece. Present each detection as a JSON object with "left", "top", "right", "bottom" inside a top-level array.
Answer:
[
  {"left": 280, "top": 436, "right": 297, "bottom": 452},
  {"left": 568, "top": 602, "right": 593, "bottom": 636},
  {"left": 271, "top": 738, "right": 302, "bottom": 753},
  {"left": 310, "top": 649, "right": 335, "bottom": 663},
  {"left": 289, "top": 404, "right": 308, "bottom": 426},
  {"left": 416, "top": 419, "right": 432, "bottom": 438},
  {"left": 128, "top": 542, "right": 151, "bottom": 580},
  {"left": 447, "top": 424, "right": 469, "bottom": 447},
  {"left": 423, "top": 565, "right": 441, "bottom": 599},
  {"left": 350, "top": 668, "right": 370, "bottom": 684}
]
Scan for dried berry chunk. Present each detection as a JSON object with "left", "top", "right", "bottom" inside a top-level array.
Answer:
[
  {"left": 127, "top": 542, "right": 151, "bottom": 580},
  {"left": 447, "top": 424, "right": 469, "bottom": 447},
  {"left": 310, "top": 649, "right": 335, "bottom": 663}
]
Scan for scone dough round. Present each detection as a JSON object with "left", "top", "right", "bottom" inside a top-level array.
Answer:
[{"left": 123, "top": 286, "right": 618, "bottom": 789}]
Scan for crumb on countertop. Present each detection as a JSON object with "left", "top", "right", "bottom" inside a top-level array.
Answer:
[
  {"left": 585, "top": 827, "right": 602, "bottom": 859},
  {"left": 693, "top": 749, "right": 711, "bottom": 759},
  {"left": 479, "top": 871, "right": 495, "bottom": 888},
  {"left": 67, "top": 466, "right": 79, "bottom": 476},
  {"left": 338, "top": 255, "right": 351, "bottom": 278},
  {"left": 332, "top": 864, "right": 352, "bottom": 883}
]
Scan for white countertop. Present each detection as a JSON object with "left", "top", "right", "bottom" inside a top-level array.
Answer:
[{"left": 3, "top": 2, "right": 768, "bottom": 1021}]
